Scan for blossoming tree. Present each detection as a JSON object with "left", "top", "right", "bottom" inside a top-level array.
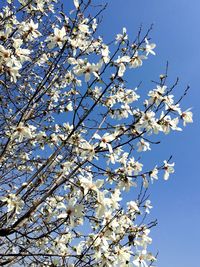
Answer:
[{"left": 0, "top": 0, "right": 193, "bottom": 266}]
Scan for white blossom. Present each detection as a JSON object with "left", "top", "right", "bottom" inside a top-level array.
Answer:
[
  {"left": 163, "top": 160, "right": 175, "bottom": 180},
  {"left": 1, "top": 194, "right": 24, "bottom": 214},
  {"left": 181, "top": 108, "right": 193, "bottom": 126},
  {"left": 145, "top": 38, "right": 156, "bottom": 56}
]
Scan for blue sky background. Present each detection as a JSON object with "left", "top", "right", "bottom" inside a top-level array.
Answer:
[{"left": 100, "top": 1, "right": 199, "bottom": 266}]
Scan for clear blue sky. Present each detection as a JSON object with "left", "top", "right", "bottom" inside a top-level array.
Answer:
[{"left": 100, "top": 1, "right": 199, "bottom": 266}]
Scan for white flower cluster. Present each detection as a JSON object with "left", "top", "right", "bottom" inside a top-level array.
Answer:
[{"left": 0, "top": 0, "right": 193, "bottom": 266}]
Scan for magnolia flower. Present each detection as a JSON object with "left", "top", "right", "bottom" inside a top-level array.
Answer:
[
  {"left": 89, "top": 233, "right": 109, "bottom": 253},
  {"left": 73, "top": 0, "right": 79, "bottom": 9},
  {"left": 104, "top": 96, "right": 116, "bottom": 107},
  {"left": 159, "top": 112, "right": 182, "bottom": 134},
  {"left": 79, "top": 141, "right": 96, "bottom": 160},
  {"left": 117, "top": 176, "right": 137, "bottom": 191},
  {"left": 145, "top": 38, "right": 156, "bottom": 56},
  {"left": 76, "top": 241, "right": 85, "bottom": 255},
  {"left": 78, "top": 23, "right": 89, "bottom": 34},
  {"left": 144, "top": 200, "right": 153, "bottom": 214},
  {"left": 110, "top": 189, "right": 122, "bottom": 209},
  {"left": 133, "top": 250, "right": 148, "bottom": 267},
  {"left": 73, "top": 60, "right": 102, "bottom": 82},
  {"left": 46, "top": 27, "right": 67, "bottom": 49},
  {"left": 13, "top": 39, "right": 31, "bottom": 61},
  {"left": 116, "top": 55, "right": 130, "bottom": 77},
  {"left": 163, "top": 94, "right": 174, "bottom": 107},
  {"left": 129, "top": 51, "right": 146, "bottom": 68},
  {"left": 142, "top": 175, "right": 149, "bottom": 188},
  {"left": 149, "top": 167, "right": 158, "bottom": 183},
  {"left": 57, "top": 199, "right": 83, "bottom": 226},
  {"left": 60, "top": 161, "right": 74, "bottom": 175},
  {"left": 22, "top": 19, "right": 41, "bottom": 40},
  {"left": 119, "top": 103, "right": 132, "bottom": 119},
  {"left": 163, "top": 160, "right": 175, "bottom": 180},
  {"left": 147, "top": 85, "right": 167, "bottom": 105},
  {"left": 101, "top": 44, "right": 110, "bottom": 63},
  {"left": 0, "top": 45, "right": 12, "bottom": 65},
  {"left": 6, "top": 60, "right": 21, "bottom": 82},
  {"left": 79, "top": 174, "right": 104, "bottom": 195},
  {"left": 118, "top": 88, "right": 140, "bottom": 104},
  {"left": 137, "top": 139, "right": 151, "bottom": 152},
  {"left": 36, "top": 53, "right": 48, "bottom": 66},
  {"left": 54, "top": 234, "right": 69, "bottom": 255},
  {"left": 12, "top": 123, "right": 33, "bottom": 142},
  {"left": 0, "top": 27, "right": 12, "bottom": 41},
  {"left": 106, "top": 151, "right": 117, "bottom": 165},
  {"left": 116, "top": 27, "right": 128, "bottom": 42},
  {"left": 93, "top": 132, "right": 116, "bottom": 153},
  {"left": 181, "top": 108, "right": 193, "bottom": 126},
  {"left": 127, "top": 201, "right": 140, "bottom": 213},
  {"left": 1, "top": 193, "right": 24, "bottom": 214},
  {"left": 65, "top": 101, "right": 73, "bottom": 111},
  {"left": 129, "top": 158, "right": 143, "bottom": 175},
  {"left": 165, "top": 103, "right": 182, "bottom": 114},
  {"left": 96, "top": 190, "right": 110, "bottom": 217},
  {"left": 114, "top": 246, "right": 131, "bottom": 265},
  {"left": 118, "top": 152, "right": 129, "bottom": 166},
  {"left": 90, "top": 18, "right": 97, "bottom": 31},
  {"left": 139, "top": 229, "right": 152, "bottom": 248}
]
